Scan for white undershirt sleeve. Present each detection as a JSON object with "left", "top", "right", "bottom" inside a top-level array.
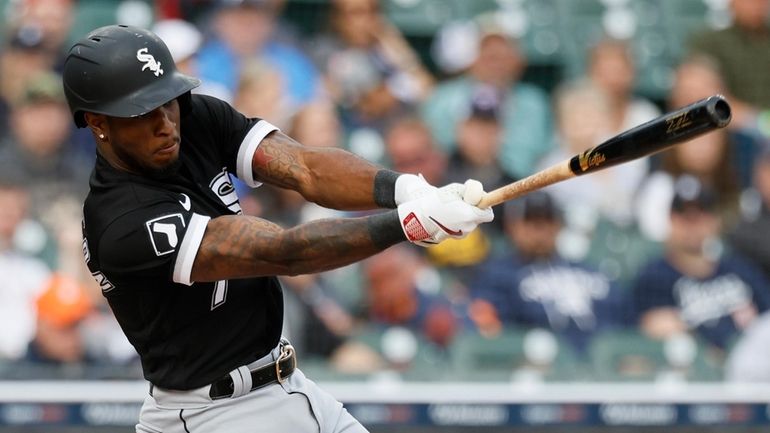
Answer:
[{"left": 173, "top": 213, "right": 211, "bottom": 286}]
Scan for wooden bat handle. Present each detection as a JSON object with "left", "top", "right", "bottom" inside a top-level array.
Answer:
[{"left": 477, "top": 162, "right": 575, "bottom": 208}]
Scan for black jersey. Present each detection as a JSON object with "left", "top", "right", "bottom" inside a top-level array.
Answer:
[{"left": 82, "top": 95, "right": 284, "bottom": 390}]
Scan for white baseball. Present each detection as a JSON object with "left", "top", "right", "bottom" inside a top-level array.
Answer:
[{"left": 462, "top": 179, "right": 484, "bottom": 205}]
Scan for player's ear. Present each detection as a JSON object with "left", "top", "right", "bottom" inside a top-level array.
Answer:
[{"left": 84, "top": 112, "right": 108, "bottom": 140}]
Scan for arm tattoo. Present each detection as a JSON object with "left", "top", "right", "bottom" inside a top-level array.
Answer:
[
  {"left": 192, "top": 211, "right": 405, "bottom": 281},
  {"left": 252, "top": 133, "right": 308, "bottom": 190}
]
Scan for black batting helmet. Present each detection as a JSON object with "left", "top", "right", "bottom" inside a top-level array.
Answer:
[{"left": 62, "top": 24, "right": 201, "bottom": 128}]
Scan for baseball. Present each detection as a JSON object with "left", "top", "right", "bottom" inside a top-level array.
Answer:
[{"left": 463, "top": 179, "right": 484, "bottom": 205}]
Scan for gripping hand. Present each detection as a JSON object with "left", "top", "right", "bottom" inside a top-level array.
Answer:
[
  {"left": 394, "top": 173, "right": 436, "bottom": 205},
  {"left": 397, "top": 183, "right": 494, "bottom": 247}
]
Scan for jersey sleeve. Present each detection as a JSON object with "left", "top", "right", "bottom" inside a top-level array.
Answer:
[
  {"left": 190, "top": 94, "right": 279, "bottom": 188},
  {"left": 97, "top": 201, "right": 210, "bottom": 287}
]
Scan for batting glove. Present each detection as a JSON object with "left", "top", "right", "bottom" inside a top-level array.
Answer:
[
  {"left": 394, "top": 173, "right": 436, "bottom": 205},
  {"left": 397, "top": 183, "right": 494, "bottom": 247},
  {"left": 396, "top": 174, "right": 488, "bottom": 206}
]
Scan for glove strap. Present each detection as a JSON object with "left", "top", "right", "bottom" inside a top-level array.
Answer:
[{"left": 401, "top": 211, "right": 432, "bottom": 242}]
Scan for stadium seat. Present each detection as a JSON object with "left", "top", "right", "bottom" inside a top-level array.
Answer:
[
  {"left": 347, "top": 325, "right": 455, "bottom": 381},
  {"left": 450, "top": 328, "right": 585, "bottom": 382},
  {"left": 588, "top": 330, "right": 723, "bottom": 382}
]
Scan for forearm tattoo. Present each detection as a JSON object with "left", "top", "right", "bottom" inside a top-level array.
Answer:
[{"left": 193, "top": 211, "right": 405, "bottom": 280}]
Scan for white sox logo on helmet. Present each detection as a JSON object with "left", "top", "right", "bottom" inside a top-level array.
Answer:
[{"left": 136, "top": 48, "right": 164, "bottom": 76}]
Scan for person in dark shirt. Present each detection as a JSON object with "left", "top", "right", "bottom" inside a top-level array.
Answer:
[
  {"left": 470, "top": 191, "right": 628, "bottom": 354},
  {"left": 728, "top": 144, "right": 770, "bottom": 280},
  {"left": 62, "top": 25, "right": 492, "bottom": 433},
  {"left": 633, "top": 175, "right": 770, "bottom": 350}
]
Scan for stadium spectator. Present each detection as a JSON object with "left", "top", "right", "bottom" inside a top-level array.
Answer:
[
  {"left": 195, "top": 0, "right": 320, "bottom": 110},
  {"left": 280, "top": 273, "right": 355, "bottom": 359},
  {"left": 469, "top": 191, "right": 628, "bottom": 354},
  {"left": 445, "top": 84, "right": 513, "bottom": 193},
  {"left": 687, "top": 0, "right": 770, "bottom": 133},
  {"left": 635, "top": 58, "right": 741, "bottom": 242},
  {"left": 0, "top": 177, "right": 50, "bottom": 361},
  {"left": 383, "top": 116, "right": 447, "bottom": 186},
  {"left": 0, "top": 26, "right": 57, "bottom": 134},
  {"left": 232, "top": 59, "right": 290, "bottom": 127},
  {"left": 633, "top": 175, "right": 770, "bottom": 351},
  {"left": 0, "top": 71, "right": 90, "bottom": 219},
  {"left": 152, "top": 18, "right": 231, "bottom": 102},
  {"left": 288, "top": 100, "right": 344, "bottom": 149},
  {"left": 422, "top": 20, "right": 554, "bottom": 180},
  {"left": 542, "top": 80, "right": 646, "bottom": 228},
  {"left": 25, "top": 274, "right": 93, "bottom": 365},
  {"left": 359, "top": 244, "right": 462, "bottom": 350},
  {"left": 728, "top": 144, "right": 770, "bottom": 280},
  {"left": 585, "top": 37, "right": 661, "bottom": 134},
  {"left": 309, "top": 0, "right": 433, "bottom": 144},
  {"left": 6, "top": 0, "right": 75, "bottom": 67}
]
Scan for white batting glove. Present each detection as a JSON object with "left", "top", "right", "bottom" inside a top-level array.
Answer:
[
  {"left": 397, "top": 183, "right": 494, "bottom": 247},
  {"left": 394, "top": 173, "right": 436, "bottom": 205},
  {"left": 396, "top": 174, "right": 488, "bottom": 206}
]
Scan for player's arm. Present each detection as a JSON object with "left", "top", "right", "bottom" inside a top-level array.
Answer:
[
  {"left": 251, "top": 130, "right": 431, "bottom": 210},
  {"left": 189, "top": 186, "right": 493, "bottom": 282},
  {"left": 190, "top": 212, "right": 403, "bottom": 281}
]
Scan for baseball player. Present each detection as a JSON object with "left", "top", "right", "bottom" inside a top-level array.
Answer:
[{"left": 63, "top": 25, "right": 492, "bottom": 433}]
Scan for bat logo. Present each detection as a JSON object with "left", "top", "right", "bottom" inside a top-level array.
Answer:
[
  {"left": 136, "top": 48, "right": 164, "bottom": 77},
  {"left": 665, "top": 112, "right": 693, "bottom": 134},
  {"left": 577, "top": 148, "right": 607, "bottom": 172}
]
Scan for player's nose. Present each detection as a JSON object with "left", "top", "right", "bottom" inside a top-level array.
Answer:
[{"left": 153, "top": 107, "right": 176, "bottom": 136}]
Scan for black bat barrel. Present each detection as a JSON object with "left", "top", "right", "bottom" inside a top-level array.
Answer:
[{"left": 569, "top": 95, "right": 732, "bottom": 175}]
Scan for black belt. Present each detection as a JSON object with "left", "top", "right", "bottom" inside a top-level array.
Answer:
[{"left": 208, "top": 344, "right": 297, "bottom": 400}]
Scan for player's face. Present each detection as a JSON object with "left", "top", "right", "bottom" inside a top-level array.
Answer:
[{"left": 105, "top": 99, "right": 182, "bottom": 177}]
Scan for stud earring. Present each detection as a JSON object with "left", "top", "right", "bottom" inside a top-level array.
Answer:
[{"left": 99, "top": 134, "right": 105, "bottom": 139}]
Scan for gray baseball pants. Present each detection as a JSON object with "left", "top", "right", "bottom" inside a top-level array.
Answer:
[{"left": 136, "top": 342, "right": 368, "bottom": 433}]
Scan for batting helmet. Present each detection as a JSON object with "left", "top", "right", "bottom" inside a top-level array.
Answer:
[{"left": 62, "top": 25, "right": 201, "bottom": 128}]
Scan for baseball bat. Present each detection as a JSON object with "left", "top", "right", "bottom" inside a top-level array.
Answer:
[{"left": 477, "top": 94, "right": 732, "bottom": 208}]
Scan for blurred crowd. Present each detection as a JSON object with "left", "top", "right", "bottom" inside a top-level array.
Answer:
[{"left": 3, "top": 0, "right": 770, "bottom": 383}]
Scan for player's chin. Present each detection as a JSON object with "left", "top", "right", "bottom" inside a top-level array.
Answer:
[{"left": 144, "top": 157, "right": 182, "bottom": 180}]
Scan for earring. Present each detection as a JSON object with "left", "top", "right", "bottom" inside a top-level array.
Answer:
[{"left": 99, "top": 134, "right": 105, "bottom": 139}]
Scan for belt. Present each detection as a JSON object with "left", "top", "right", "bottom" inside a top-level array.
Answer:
[{"left": 208, "top": 343, "right": 297, "bottom": 400}]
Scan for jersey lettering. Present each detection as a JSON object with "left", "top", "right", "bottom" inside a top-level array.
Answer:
[
  {"left": 145, "top": 214, "right": 185, "bottom": 256},
  {"left": 82, "top": 228, "right": 115, "bottom": 293},
  {"left": 92, "top": 271, "right": 116, "bottom": 293},
  {"left": 212, "top": 280, "right": 228, "bottom": 310},
  {"left": 209, "top": 169, "right": 242, "bottom": 214},
  {"left": 82, "top": 237, "right": 90, "bottom": 263}
]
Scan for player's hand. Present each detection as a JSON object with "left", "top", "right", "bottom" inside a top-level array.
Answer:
[
  {"left": 395, "top": 174, "right": 488, "bottom": 206},
  {"left": 394, "top": 173, "right": 436, "bottom": 205},
  {"left": 397, "top": 183, "right": 494, "bottom": 247}
]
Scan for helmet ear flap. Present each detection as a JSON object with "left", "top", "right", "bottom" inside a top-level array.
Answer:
[
  {"left": 178, "top": 91, "right": 193, "bottom": 118},
  {"left": 74, "top": 111, "right": 87, "bottom": 128}
]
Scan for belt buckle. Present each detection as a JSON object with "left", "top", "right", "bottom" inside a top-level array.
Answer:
[{"left": 275, "top": 343, "right": 295, "bottom": 384}]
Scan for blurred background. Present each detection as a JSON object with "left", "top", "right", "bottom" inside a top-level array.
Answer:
[{"left": 2, "top": 0, "right": 770, "bottom": 431}]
